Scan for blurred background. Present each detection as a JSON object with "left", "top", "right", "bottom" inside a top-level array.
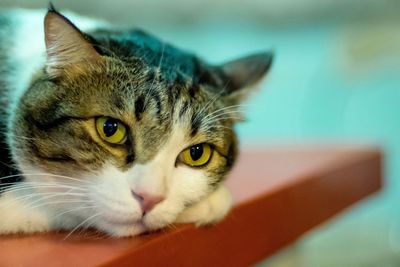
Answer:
[{"left": 1, "top": 0, "right": 399, "bottom": 265}]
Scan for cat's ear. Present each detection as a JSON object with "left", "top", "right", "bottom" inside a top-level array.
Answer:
[
  {"left": 44, "top": 10, "right": 102, "bottom": 78},
  {"left": 217, "top": 52, "right": 273, "bottom": 103}
]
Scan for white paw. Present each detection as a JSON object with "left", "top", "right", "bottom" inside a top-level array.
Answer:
[
  {"left": 176, "top": 185, "right": 232, "bottom": 226},
  {"left": 0, "top": 191, "right": 51, "bottom": 234}
]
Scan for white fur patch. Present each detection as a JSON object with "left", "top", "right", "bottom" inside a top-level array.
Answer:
[{"left": 0, "top": 190, "right": 51, "bottom": 234}]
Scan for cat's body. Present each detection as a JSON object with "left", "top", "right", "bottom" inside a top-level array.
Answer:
[{"left": 0, "top": 8, "right": 272, "bottom": 236}]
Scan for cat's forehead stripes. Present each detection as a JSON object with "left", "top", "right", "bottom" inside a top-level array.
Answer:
[
  {"left": 92, "top": 29, "right": 202, "bottom": 85},
  {"left": 134, "top": 95, "right": 145, "bottom": 120}
]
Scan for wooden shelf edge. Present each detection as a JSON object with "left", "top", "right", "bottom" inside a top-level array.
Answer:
[{"left": 100, "top": 150, "right": 382, "bottom": 267}]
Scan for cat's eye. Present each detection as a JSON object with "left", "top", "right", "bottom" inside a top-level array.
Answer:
[
  {"left": 179, "top": 144, "right": 213, "bottom": 167},
  {"left": 95, "top": 116, "right": 127, "bottom": 144}
]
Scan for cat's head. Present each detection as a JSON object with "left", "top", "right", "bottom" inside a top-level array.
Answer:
[{"left": 11, "top": 10, "right": 272, "bottom": 236}]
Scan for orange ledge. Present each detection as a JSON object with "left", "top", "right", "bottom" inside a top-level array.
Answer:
[{"left": 0, "top": 146, "right": 382, "bottom": 266}]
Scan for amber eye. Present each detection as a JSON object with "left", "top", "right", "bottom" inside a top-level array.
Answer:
[
  {"left": 95, "top": 117, "right": 127, "bottom": 144},
  {"left": 179, "top": 144, "right": 213, "bottom": 167}
]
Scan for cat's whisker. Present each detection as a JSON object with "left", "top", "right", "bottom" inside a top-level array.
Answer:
[
  {"left": 2, "top": 193, "right": 92, "bottom": 211},
  {"left": 0, "top": 182, "right": 87, "bottom": 193},
  {"left": 25, "top": 173, "right": 94, "bottom": 185},
  {"left": 10, "top": 134, "right": 39, "bottom": 142},
  {"left": 0, "top": 173, "right": 92, "bottom": 185},
  {"left": 204, "top": 110, "right": 245, "bottom": 123},
  {"left": 204, "top": 108, "right": 244, "bottom": 118},
  {"left": 6, "top": 190, "right": 86, "bottom": 202},
  {"left": 202, "top": 117, "right": 243, "bottom": 126},
  {"left": 0, "top": 173, "right": 24, "bottom": 181},
  {"left": 166, "top": 223, "right": 179, "bottom": 230},
  {"left": 0, "top": 179, "right": 82, "bottom": 186},
  {"left": 3, "top": 179, "right": 88, "bottom": 188},
  {"left": 203, "top": 125, "right": 233, "bottom": 131},
  {"left": 195, "top": 80, "right": 231, "bottom": 119},
  {"left": 14, "top": 172, "right": 93, "bottom": 186},
  {"left": 51, "top": 205, "right": 97, "bottom": 221},
  {"left": 1, "top": 183, "right": 86, "bottom": 193},
  {"left": 4, "top": 191, "right": 87, "bottom": 209},
  {"left": 202, "top": 109, "right": 244, "bottom": 122},
  {"left": 202, "top": 104, "right": 248, "bottom": 121},
  {"left": 203, "top": 110, "right": 244, "bottom": 122},
  {"left": 78, "top": 228, "right": 105, "bottom": 240},
  {"left": 2, "top": 183, "right": 88, "bottom": 196},
  {"left": 4, "top": 184, "right": 87, "bottom": 200},
  {"left": 75, "top": 215, "right": 100, "bottom": 238},
  {"left": 206, "top": 104, "right": 247, "bottom": 115},
  {"left": 28, "top": 192, "right": 86, "bottom": 207},
  {"left": 202, "top": 120, "right": 241, "bottom": 130},
  {"left": 0, "top": 160, "right": 18, "bottom": 170},
  {"left": 201, "top": 114, "right": 243, "bottom": 126},
  {"left": 192, "top": 87, "right": 224, "bottom": 124},
  {"left": 63, "top": 212, "right": 102, "bottom": 240},
  {"left": 27, "top": 199, "right": 94, "bottom": 211},
  {"left": 202, "top": 121, "right": 239, "bottom": 132}
]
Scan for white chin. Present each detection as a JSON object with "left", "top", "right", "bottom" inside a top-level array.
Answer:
[{"left": 95, "top": 219, "right": 148, "bottom": 237}]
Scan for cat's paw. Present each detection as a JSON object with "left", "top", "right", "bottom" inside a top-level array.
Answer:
[
  {"left": 176, "top": 185, "right": 232, "bottom": 226},
  {"left": 0, "top": 191, "right": 51, "bottom": 234}
]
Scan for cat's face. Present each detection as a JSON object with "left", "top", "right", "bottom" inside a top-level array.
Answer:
[{"left": 10, "top": 10, "right": 272, "bottom": 236}]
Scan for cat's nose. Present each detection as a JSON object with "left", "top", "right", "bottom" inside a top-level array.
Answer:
[{"left": 131, "top": 190, "right": 165, "bottom": 213}]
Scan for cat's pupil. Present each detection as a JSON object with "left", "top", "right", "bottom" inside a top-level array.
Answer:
[
  {"left": 190, "top": 145, "right": 204, "bottom": 161},
  {"left": 103, "top": 119, "right": 118, "bottom": 137}
]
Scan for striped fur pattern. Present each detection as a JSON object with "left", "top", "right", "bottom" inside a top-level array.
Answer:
[{"left": 0, "top": 8, "right": 272, "bottom": 236}]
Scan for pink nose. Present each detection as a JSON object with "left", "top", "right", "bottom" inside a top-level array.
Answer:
[{"left": 131, "top": 191, "right": 164, "bottom": 213}]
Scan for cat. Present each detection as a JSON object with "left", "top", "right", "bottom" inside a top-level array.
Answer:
[{"left": 0, "top": 7, "right": 272, "bottom": 237}]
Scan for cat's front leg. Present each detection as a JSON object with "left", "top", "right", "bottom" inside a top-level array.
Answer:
[
  {"left": 0, "top": 190, "right": 51, "bottom": 234},
  {"left": 176, "top": 185, "right": 232, "bottom": 226}
]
